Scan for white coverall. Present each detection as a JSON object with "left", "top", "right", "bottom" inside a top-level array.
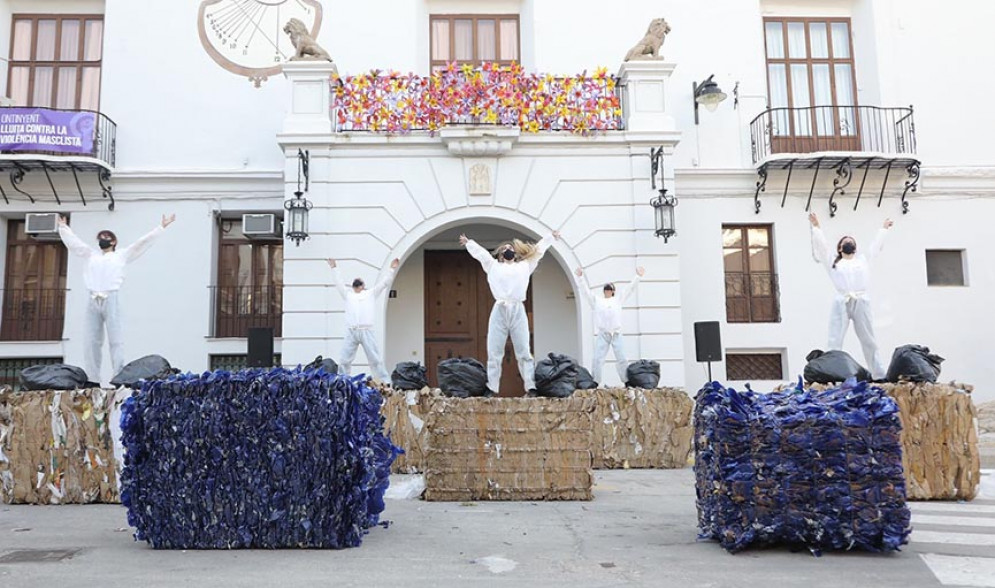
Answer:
[
  {"left": 59, "top": 224, "right": 164, "bottom": 384},
  {"left": 466, "top": 236, "right": 552, "bottom": 394},
  {"left": 332, "top": 266, "right": 395, "bottom": 380},
  {"left": 811, "top": 226, "right": 888, "bottom": 379},
  {"left": 578, "top": 273, "right": 641, "bottom": 385}
]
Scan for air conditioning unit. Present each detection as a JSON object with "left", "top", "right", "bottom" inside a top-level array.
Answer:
[
  {"left": 25, "top": 213, "right": 61, "bottom": 240},
  {"left": 242, "top": 213, "right": 281, "bottom": 238}
]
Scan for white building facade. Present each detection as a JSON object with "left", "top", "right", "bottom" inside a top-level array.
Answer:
[{"left": 0, "top": 0, "right": 992, "bottom": 402}]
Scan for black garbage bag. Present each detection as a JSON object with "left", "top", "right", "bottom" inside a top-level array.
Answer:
[
  {"left": 111, "top": 355, "right": 174, "bottom": 388},
  {"left": 437, "top": 357, "right": 489, "bottom": 398},
  {"left": 305, "top": 355, "right": 339, "bottom": 375},
  {"left": 576, "top": 366, "right": 598, "bottom": 390},
  {"left": 19, "top": 364, "right": 89, "bottom": 391},
  {"left": 392, "top": 361, "right": 428, "bottom": 390},
  {"left": 534, "top": 353, "right": 580, "bottom": 398},
  {"left": 803, "top": 349, "right": 871, "bottom": 384},
  {"left": 626, "top": 360, "right": 660, "bottom": 389},
  {"left": 886, "top": 345, "right": 943, "bottom": 383}
]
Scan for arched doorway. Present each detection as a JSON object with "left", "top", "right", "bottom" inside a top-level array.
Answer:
[{"left": 385, "top": 221, "right": 579, "bottom": 397}]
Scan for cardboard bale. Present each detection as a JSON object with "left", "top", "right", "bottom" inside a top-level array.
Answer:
[
  {"left": 379, "top": 387, "right": 441, "bottom": 473},
  {"left": 977, "top": 400, "right": 995, "bottom": 435},
  {"left": 787, "top": 381, "right": 980, "bottom": 501},
  {"left": 424, "top": 396, "right": 595, "bottom": 501},
  {"left": 576, "top": 387, "right": 693, "bottom": 469},
  {"left": 1, "top": 387, "right": 124, "bottom": 504}
]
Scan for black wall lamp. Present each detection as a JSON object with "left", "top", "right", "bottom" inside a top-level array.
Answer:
[
  {"left": 284, "top": 148, "right": 312, "bottom": 246},
  {"left": 650, "top": 147, "right": 677, "bottom": 242},
  {"left": 693, "top": 74, "right": 728, "bottom": 124}
]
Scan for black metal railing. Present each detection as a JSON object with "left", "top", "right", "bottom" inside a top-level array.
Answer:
[
  {"left": 0, "top": 106, "right": 117, "bottom": 169},
  {"left": 0, "top": 288, "right": 67, "bottom": 341},
  {"left": 724, "top": 272, "right": 780, "bottom": 323},
  {"left": 750, "top": 105, "right": 916, "bottom": 163},
  {"left": 211, "top": 285, "right": 283, "bottom": 338}
]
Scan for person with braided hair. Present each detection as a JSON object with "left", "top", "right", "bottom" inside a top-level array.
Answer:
[{"left": 809, "top": 212, "right": 893, "bottom": 379}]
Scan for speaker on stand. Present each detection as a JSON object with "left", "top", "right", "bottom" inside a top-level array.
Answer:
[
  {"left": 693, "top": 321, "right": 722, "bottom": 381},
  {"left": 247, "top": 327, "right": 275, "bottom": 368}
]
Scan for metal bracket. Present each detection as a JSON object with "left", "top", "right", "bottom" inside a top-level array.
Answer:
[
  {"left": 779, "top": 160, "right": 795, "bottom": 209},
  {"left": 98, "top": 169, "right": 115, "bottom": 211},
  {"left": 753, "top": 164, "right": 768, "bottom": 214},
  {"left": 877, "top": 160, "right": 894, "bottom": 208},
  {"left": 900, "top": 160, "right": 920, "bottom": 214},
  {"left": 828, "top": 158, "right": 852, "bottom": 217},
  {"left": 40, "top": 162, "right": 61, "bottom": 205},
  {"left": 852, "top": 158, "right": 872, "bottom": 211},
  {"left": 804, "top": 158, "right": 824, "bottom": 212},
  {"left": 9, "top": 165, "right": 33, "bottom": 203},
  {"left": 650, "top": 146, "right": 665, "bottom": 191}
]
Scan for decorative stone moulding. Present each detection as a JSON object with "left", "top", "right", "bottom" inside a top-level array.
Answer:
[{"left": 440, "top": 127, "right": 520, "bottom": 156}]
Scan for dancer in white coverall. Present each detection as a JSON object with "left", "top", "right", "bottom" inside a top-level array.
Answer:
[
  {"left": 58, "top": 214, "right": 175, "bottom": 384},
  {"left": 327, "top": 257, "right": 399, "bottom": 380},
  {"left": 574, "top": 266, "right": 645, "bottom": 385},
  {"left": 459, "top": 231, "right": 561, "bottom": 394},
  {"left": 809, "top": 213, "right": 893, "bottom": 379}
]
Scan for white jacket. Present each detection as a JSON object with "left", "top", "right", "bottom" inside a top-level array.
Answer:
[
  {"left": 465, "top": 236, "right": 552, "bottom": 303},
  {"left": 59, "top": 224, "right": 164, "bottom": 293},
  {"left": 578, "top": 273, "right": 641, "bottom": 334},
  {"left": 333, "top": 266, "right": 395, "bottom": 328},
  {"left": 811, "top": 226, "right": 887, "bottom": 297}
]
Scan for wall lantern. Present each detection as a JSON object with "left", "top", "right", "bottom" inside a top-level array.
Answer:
[
  {"left": 285, "top": 149, "right": 312, "bottom": 246},
  {"left": 650, "top": 146, "right": 677, "bottom": 242},
  {"left": 693, "top": 74, "right": 728, "bottom": 124}
]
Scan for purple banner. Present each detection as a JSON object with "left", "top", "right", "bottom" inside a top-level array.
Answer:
[{"left": 0, "top": 108, "right": 96, "bottom": 155}]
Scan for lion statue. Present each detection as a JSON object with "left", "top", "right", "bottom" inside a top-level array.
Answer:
[
  {"left": 284, "top": 18, "right": 335, "bottom": 65},
  {"left": 624, "top": 18, "right": 671, "bottom": 61}
]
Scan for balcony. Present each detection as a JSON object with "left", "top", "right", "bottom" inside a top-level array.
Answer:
[
  {"left": 0, "top": 288, "right": 67, "bottom": 341},
  {"left": 211, "top": 285, "right": 283, "bottom": 339},
  {"left": 749, "top": 105, "right": 920, "bottom": 215},
  {"left": 331, "top": 63, "right": 624, "bottom": 134},
  {"left": 0, "top": 106, "right": 117, "bottom": 209}
]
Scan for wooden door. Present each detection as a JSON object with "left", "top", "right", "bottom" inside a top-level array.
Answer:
[{"left": 424, "top": 250, "right": 533, "bottom": 397}]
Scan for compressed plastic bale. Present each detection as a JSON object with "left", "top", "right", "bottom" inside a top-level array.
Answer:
[
  {"left": 803, "top": 350, "right": 871, "bottom": 384},
  {"left": 625, "top": 360, "right": 660, "bottom": 389},
  {"left": 437, "top": 357, "right": 489, "bottom": 398},
  {"left": 391, "top": 362, "right": 428, "bottom": 391},
  {"left": 120, "top": 367, "right": 400, "bottom": 549},
  {"left": 19, "top": 364, "right": 89, "bottom": 391},
  {"left": 534, "top": 353, "right": 580, "bottom": 398},
  {"left": 694, "top": 379, "right": 911, "bottom": 554},
  {"left": 111, "top": 355, "right": 175, "bottom": 388},
  {"left": 886, "top": 345, "right": 943, "bottom": 383}
]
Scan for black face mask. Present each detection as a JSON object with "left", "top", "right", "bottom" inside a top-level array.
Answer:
[
  {"left": 840, "top": 243, "right": 856, "bottom": 255},
  {"left": 98, "top": 238, "right": 114, "bottom": 250},
  {"left": 502, "top": 249, "right": 516, "bottom": 261},
  {"left": 352, "top": 279, "right": 364, "bottom": 289}
]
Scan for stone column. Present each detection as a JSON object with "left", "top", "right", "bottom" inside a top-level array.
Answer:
[
  {"left": 281, "top": 61, "right": 336, "bottom": 135},
  {"left": 617, "top": 60, "right": 678, "bottom": 136}
]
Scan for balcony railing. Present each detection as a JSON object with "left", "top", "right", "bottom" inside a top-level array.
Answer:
[
  {"left": 724, "top": 272, "right": 780, "bottom": 323},
  {"left": 332, "top": 64, "right": 623, "bottom": 134},
  {"left": 750, "top": 105, "right": 916, "bottom": 164},
  {"left": 0, "top": 288, "right": 67, "bottom": 341},
  {"left": 0, "top": 106, "right": 116, "bottom": 169},
  {"left": 211, "top": 285, "right": 283, "bottom": 338}
]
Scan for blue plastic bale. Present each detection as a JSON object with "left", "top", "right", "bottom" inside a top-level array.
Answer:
[
  {"left": 120, "top": 367, "right": 401, "bottom": 549},
  {"left": 694, "top": 378, "right": 911, "bottom": 554}
]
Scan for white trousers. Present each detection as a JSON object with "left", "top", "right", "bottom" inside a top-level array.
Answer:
[
  {"left": 592, "top": 331, "right": 628, "bottom": 385},
  {"left": 340, "top": 327, "right": 389, "bottom": 380},
  {"left": 85, "top": 291, "right": 124, "bottom": 384},
  {"left": 828, "top": 296, "right": 886, "bottom": 379},
  {"left": 486, "top": 302, "right": 535, "bottom": 393}
]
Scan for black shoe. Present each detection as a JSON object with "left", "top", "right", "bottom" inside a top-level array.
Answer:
[{"left": 525, "top": 389, "right": 538, "bottom": 398}]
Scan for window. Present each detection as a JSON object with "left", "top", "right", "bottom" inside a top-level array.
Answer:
[
  {"left": 726, "top": 353, "right": 784, "bottom": 381},
  {"left": 1, "top": 219, "right": 68, "bottom": 341},
  {"left": 8, "top": 15, "right": 104, "bottom": 110},
  {"left": 209, "top": 354, "right": 282, "bottom": 372},
  {"left": 430, "top": 14, "right": 520, "bottom": 72},
  {"left": 214, "top": 217, "right": 283, "bottom": 338},
  {"left": 0, "top": 357, "right": 62, "bottom": 389},
  {"left": 723, "top": 225, "right": 779, "bottom": 323},
  {"left": 763, "top": 18, "right": 858, "bottom": 151},
  {"left": 925, "top": 250, "right": 966, "bottom": 287}
]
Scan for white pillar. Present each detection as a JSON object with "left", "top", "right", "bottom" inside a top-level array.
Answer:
[
  {"left": 617, "top": 60, "right": 678, "bottom": 136},
  {"left": 281, "top": 61, "right": 336, "bottom": 135}
]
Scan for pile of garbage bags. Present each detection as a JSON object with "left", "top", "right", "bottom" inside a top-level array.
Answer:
[
  {"left": 534, "top": 353, "right": 580, "bottom": 398},
  {"left": 391, "top": 362, "right": 428, "bottom": 390},
  {"left": 119, "top": 367, "right": 400, "bottom": 549},
  {"left": 111, "top": 355, "right": 177, "bottom": 388},
  {"left": 694, "top": 379, "right": 910, "bottom": 554},
  {"left": 886, "top": 345, "right": 943, "bottom": 383},
  {"left": 437, "top": 358, "right": 490, "bottom": 398},
  {"left": 803, "top": 350, "right": 871, "bottom": 384},
  {"left": 626, "top": 360, "right": 661, "bottom": 389},
  {"left": 19, "top": 363, "right": 89, "bottom": 391}
]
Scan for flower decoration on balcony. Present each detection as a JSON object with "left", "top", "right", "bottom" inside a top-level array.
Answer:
[{"left": 333, "top": 63, "right": 622, "bottom": 134}]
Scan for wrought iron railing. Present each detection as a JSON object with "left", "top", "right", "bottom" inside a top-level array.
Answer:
[
  {"left": 211, "top": 285, "right": 283, "bottom": 338},
  {"left": 0, "top": 107, "right": 116, "bottom": 169},
  {"left": 0, "top": 288, "right": 67, "bottom": 341},
  {"left": 724, "top": 272, "right": 780, "bottom": 323},
  {"left": 332, "top": 65, "right": 624, "bottom": 134},
  {"left": 750, "top": 105, "right": 916, "bottom": 163}
]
